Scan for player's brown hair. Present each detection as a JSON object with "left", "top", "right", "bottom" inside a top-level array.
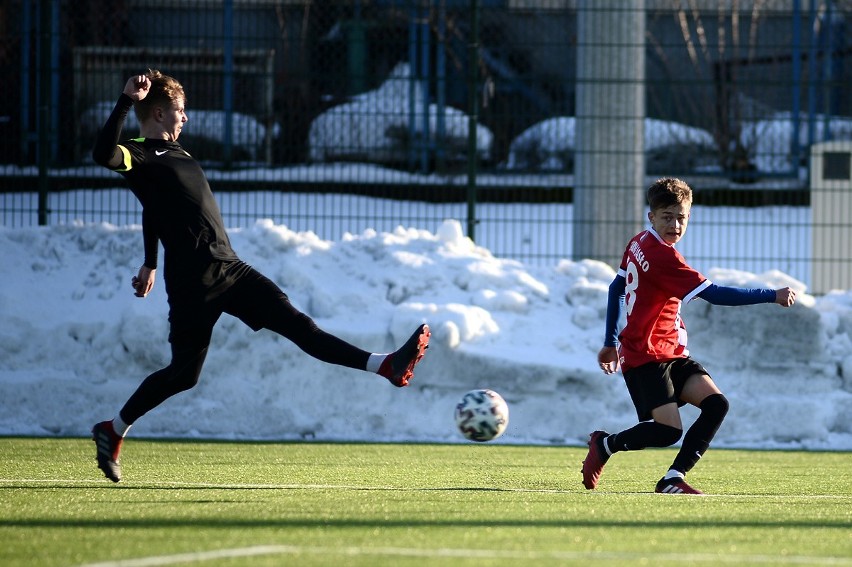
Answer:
[
  {"left": 133, "top": 69, "right": 186, "bottom": 123},
  {"left": 646, "top": 177, "right": 693, "bottom": 211}
]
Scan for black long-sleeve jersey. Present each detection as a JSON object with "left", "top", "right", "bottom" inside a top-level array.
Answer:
[{"left": 92, "top": 94, "right": 239, "bottom": 290}]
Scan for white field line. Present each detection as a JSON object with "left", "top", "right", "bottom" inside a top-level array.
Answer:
[
  {"left": 3, "top": 479, "right": 846, "bottom": 566},
  {"left": 76, "top": 544, "right": 852, "bottom": 567},
  {"left": 2, "top": 478, "right": 852, "bottom": 500}
]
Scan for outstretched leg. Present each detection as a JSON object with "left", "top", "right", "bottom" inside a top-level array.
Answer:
[{"left": 227, "top": 265, "right": 430, "bottom": 385}]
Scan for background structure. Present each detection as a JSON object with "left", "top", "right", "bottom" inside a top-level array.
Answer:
[{"left": 2, "top": 0, "right": 851, "bottom": 291}]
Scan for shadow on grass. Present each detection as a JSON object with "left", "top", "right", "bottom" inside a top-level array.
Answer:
[{"left": 1, "top": 515, "right": 849, "bottom": 530}]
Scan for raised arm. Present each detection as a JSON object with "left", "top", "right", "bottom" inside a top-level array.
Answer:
[{"left": 92, "top": 76, "right": 152, "bottom": 168}]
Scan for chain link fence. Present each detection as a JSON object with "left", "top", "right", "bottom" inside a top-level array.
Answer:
[{"left": 2, "top": 1, "right": 851, "bottom": 290}]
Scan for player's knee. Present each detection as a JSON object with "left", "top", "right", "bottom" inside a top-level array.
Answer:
[
  {"left": 295, "top": 311, "right": 320, "bottom": 333},
  {"left": 263, "top": 305, "right": 319, "bottom": 338},
  {"left": 658, "top": 423, "right": 683, "bottom": 447},
  {"left": 701, "top": 393, "right": 729, "bottom": 423},
  {"left": 647, "top": 422, "right": 682, "bottom": 447},
  {"left": 165, "top": 351, "right": 206, "bottom": 393},
  {"left": 164, "top": 366, "right": 200, "bottom": 393}
]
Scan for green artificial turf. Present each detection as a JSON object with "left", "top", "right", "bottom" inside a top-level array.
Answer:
[{"left": 0, "top": 438, "right": 849, "bottom": 566}]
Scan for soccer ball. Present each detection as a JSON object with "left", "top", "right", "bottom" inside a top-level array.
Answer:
[{"left": 454, "top": 389, "right": 509, "bottom": 442}]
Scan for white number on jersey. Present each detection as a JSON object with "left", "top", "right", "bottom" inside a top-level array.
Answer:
[{"left": 624, "top": 261, "right": 640, "bottom": 316}]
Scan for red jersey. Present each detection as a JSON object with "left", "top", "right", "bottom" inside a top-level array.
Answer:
[{"left": 616, "top": 228, "right": 710, "bottom": 372}]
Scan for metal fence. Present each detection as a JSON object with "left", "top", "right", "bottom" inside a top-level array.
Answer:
[{"left": 2, "top": 0, "right": 852, "bottom": 292}]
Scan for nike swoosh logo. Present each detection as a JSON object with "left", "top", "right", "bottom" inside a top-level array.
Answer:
[{"left": 155, "top": 150, "right": 168, "bottom": 156}]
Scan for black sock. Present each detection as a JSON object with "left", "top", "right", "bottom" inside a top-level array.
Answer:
[
  {"left": 671, "top": 393, "right": 729, "bottom": 474},
  {"left": 608, "top": 421, "right": 682, "bottom": 453}
]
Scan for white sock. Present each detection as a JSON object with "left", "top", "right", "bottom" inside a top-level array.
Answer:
[
  {"left": 602, "top": 435, "right": 613, "bottom": 457},
  {"left": 664, "top": 469, "right": 684, "bottom": 481},
  {"left": 113, "top": 416, "right": 132, "bottom": 438},
  {"left": 366, "top": 353, "right": 389, "bottom": 373}
]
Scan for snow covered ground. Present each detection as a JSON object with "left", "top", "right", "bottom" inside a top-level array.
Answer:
[{"left": 1, "top": 213, "right": 851, "bottom": 449}]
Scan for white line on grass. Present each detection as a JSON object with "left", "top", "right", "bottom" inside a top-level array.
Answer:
[
  {"left": 7, "top": 478, "right": 580, "bottom": 492},
  {"left": 5, "top": 480, "right": 846, "bottom": 565},
  {"left": 3, "top": 478, "right": 852, "bottom": 500},
  {"left": 76, "top": 544, "right": 852, "bottom": 567}
]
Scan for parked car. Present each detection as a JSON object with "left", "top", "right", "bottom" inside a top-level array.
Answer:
[
  {"left": 503, "top": 116, "right": 717, "bottom": 174},
  {"left": 741, "top": 112, "right": 852, "bottom": 174},
  {"left": 308, "top": 62, "right": 493, "bottom": 168}
]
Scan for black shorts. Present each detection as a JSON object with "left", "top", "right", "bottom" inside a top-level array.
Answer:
[
  {"left": 622, "top": 357, "right": 710, "bottom": 421},
  {"left": 167, "top": 260, "right": 292, "bottom": 348}
]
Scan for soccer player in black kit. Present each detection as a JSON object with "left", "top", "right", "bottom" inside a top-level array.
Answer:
[{"left": 91, "top": 70, "right": 431, "bottom": 482}]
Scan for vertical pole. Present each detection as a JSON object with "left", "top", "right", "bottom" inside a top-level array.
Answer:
[
  {"left": 466, "top": 0, "right": 480, "bottom": 241},
  {"left": 408, "top": 2, "right": 418, "bottom": 171},
  {"left": 347, "top": 0, "right": 366, "bottom": 94},
  {"left": 573, "top": 0, "right": 645, "bottom": 263},
  {"left": 223, "top": 0, "right": 234, "bottom": 167},
  {"left": 822, "top": 0, "right": 834, "bottom": 137},
  {"left": 420, "top": 2, "right": 430, "bottom": 173},
  {"left": 50, "top": 0, "right": 60, "bottom": 160},
  {"left": 20, "top": 0, "right": 31, "bottom": 160},
  {"left": 37, "top": 0, "right": 52, "bottom": 225},
  {"left": 807, "top": 1, "right": 817, "bottom": 149},
  {"left": 792, "top": 0, "right": 802, "bottom": 176},
  {"left": 828, "top": 1, "right": 844, "bottom": 118},
  {"left": 436, "top": 2, "right": 447, "bottom": 172}
]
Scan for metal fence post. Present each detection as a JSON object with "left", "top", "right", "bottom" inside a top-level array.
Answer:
[
  {"left": 573, "top": 0, "right": 645, "bottom": 263},
  {"left": 223, "top": 0, "right": 234, "bottom": 168},
  {"left": 37, "top": 0, "right": 55, "bottom": 226},
  {"left": 466, "top": 0, "right": 480, "bottom": 241}
]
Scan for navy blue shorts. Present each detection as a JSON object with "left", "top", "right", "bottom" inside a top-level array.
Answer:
[{"left": 622, "top": 357, "right": 710, "bottom": 421}]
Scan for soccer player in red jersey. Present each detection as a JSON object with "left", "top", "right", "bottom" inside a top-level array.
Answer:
[{"left": 582, "top": 178, "right": 797, "bottom": 494}]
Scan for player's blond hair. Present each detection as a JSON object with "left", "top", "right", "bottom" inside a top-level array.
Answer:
[
  {"left": 647, "top": 177, "right": 693, "bottom": 211},
  {"left": 133, "top": 69, "right": 185, "bottom": 123}
]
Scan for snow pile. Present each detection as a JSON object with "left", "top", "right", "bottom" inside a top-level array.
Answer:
[{"left": 1, "top": 219, "right": 850, "bottom": 449}]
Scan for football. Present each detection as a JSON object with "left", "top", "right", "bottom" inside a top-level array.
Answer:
[{"left": 454, "top": 389, "right": 509, "bottom": 442}]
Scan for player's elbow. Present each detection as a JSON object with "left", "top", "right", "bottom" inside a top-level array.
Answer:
[
  {"left": 609, "top": 275, "right": 626, "bottom": 296},
  {"left": 92, "top": 147, "right": 111, "bottom": 167}
]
